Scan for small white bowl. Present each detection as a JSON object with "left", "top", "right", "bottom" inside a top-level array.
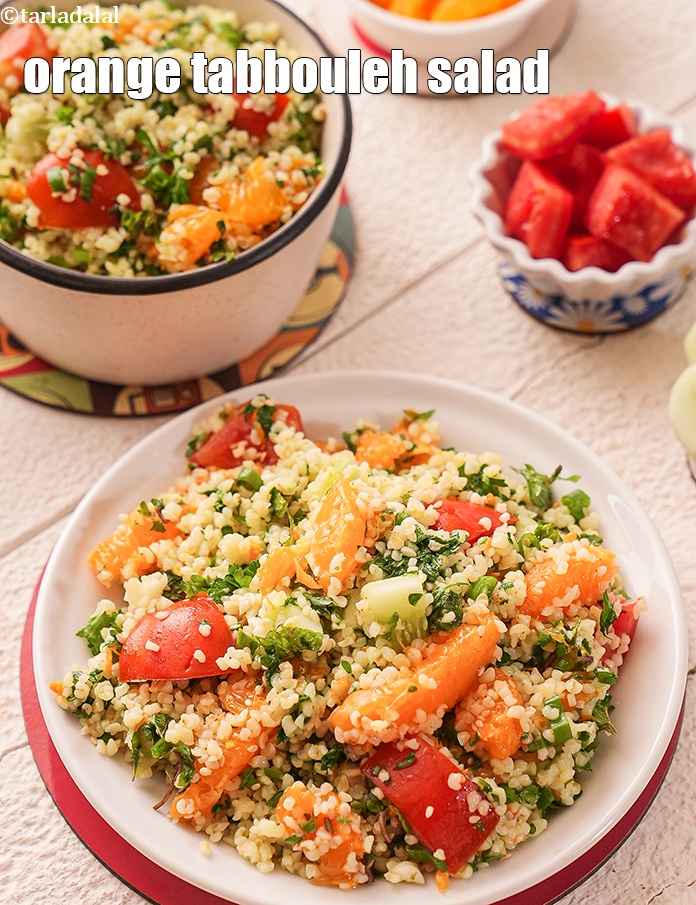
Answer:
[
  {"left": 0, "top": 0, "right": 351, "bottom": 386},
  {"left": 341, "top": 0, "right": 554, "bottom": 61},
  {"left": 470, "top": 95, "right": 696, "bottom": 333}
]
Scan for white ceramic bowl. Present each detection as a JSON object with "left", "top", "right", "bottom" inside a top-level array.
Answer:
[
  {"left": 470, "top": 94, "right": 696, "bottom": 333},
  {"left": 0, "top": 0, "right": 351, "bottom": 385},
  {"left": 341, "top": 0, "right": 553, "bottom": 61}
]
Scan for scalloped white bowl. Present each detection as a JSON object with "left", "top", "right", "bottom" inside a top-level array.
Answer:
[
  {"left": 340, "top": 0, "right": 553, "bottom": 61},
  {"left": 470, "top": 94, "right": 696, "bottom": 333}
]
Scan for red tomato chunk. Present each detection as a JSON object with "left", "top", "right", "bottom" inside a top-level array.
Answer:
[
  {"left": 188, "top": 401, "right": 304, "bottom": 469},
  {"left": 497, "top": 93, "right": 696, "bottom": 270},
  {"left": 26, "top": 149, "right": 140, "bottom": 229},
  {"left": 119, "top": 593, "right": 235, "bottom": 682},
  {"left": 501, "top": 91, "right": 606, "bottom": 161},
  {"left": 584, "top": 163, "right": 686, "bottom": 263},
  {"left": 0, "top": 23, "right": 54, "bottom": 103},
  {"left": 606, "top": 128, "right": 696, "bottom": 207},
  {"left": 583, "top": 103, "right": 638, "bottom": 150},
  {"left": 361, "top": 737, "right": 499, "bottom": 873},
  {"left": 434, "top": 498, "right": 512, "bottom": 543},
  {"left": 562, "top": 233, "right": 630, "bottom": 273},
  {"left": 545, "top": 143, "right": 606, "bottom": 226},
  {"left": 231, "top": 92, "right": 290, "bottom": 140},
  {"left": 505, "top": 160, "right": 573, "bottom": 260}
]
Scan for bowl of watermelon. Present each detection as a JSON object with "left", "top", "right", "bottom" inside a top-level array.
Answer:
[{"left": 470, "top": 91, "right": 696, "bottom": 333}]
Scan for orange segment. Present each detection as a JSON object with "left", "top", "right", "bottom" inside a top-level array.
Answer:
[
  {"left": 170, "top": 675, "right": 269, "bottom": 822},
  {"left": 307, "top": 480, "right": 367, "bottom": 592},
  {"left": 156, "top": 204, "right": 225, "bottom": 272},
  {"left": 276, "top": 782, "right": 365, "bottom": 888},
  {"left": 520, "top": 545, "right": 618, "bottom": 619},
  {"left": 354, "top": 430, "right": 409, "bottom": 471},
  {"left": 330, "top": 610, "right": 500, "bottom": 744},
  {"left": 430, "top": 0, "right": 519, "bottom": 18},
  {"left": 456, "top": 668, "right": 525, "bottom": 760},
  {"left": 257, "top": 547, "right": 297, "bottom": 594},
  {"left": 217, "top": 157, "right": 286, "bottom": 231},
  {"left": 87, "top": 508, "right": 181, "bottom": 586},
  {"left": 389, "top": 0, "right": 440, "bottom": 17}
]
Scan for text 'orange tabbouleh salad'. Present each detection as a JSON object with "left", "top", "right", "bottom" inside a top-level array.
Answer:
[
  {"left": 0, "top": 2, "right": 324, "bottom": 275},
  {"left": 51, "top": 397, "right": 643, "bottom": 889}
]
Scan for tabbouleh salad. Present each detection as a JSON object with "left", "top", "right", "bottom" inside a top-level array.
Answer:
[
  {"left": 51, "top": 397, "right": 642, "bottom": 889},
  {"left": 0, "top": 2, "right": 324, "bottom": 275}
]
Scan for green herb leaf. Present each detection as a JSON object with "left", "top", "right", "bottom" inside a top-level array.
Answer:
[
  {"left": 46, "top": 165, "right": 68, "bottom": 193},
  {"left": 404, "top": 844, "right": 447, "bottom": 873},
  {"left": 395, "top": 751, "right": 416, "bottom": 769},
  {"left": 544, "top": 694, "right": 573, "bottom": 746},
  {"left": 599, "top": 591, "right": 619, "bottom": 635},
  {"left": 237, "top": 625, "right": 322, "bottom": 682},
  {"left": 320, "top": 743, "right": 346, "bottom": 771},
  {"left": 591, "top": 695, "right": 616, "bottom": 735},
  {"left": 55, "top": 105, "right": 75, "bottom": 124},
  {"left": 183, "top": 560, "right": 259, "bottom": 605},
  {"left": 76, "top": 609, "right": 121, "bottom": 655},
  {"left": 237, "top": 466, "right": 262, "bottom": 492},
  {"left": 350, "top": 794, "right": 385, "bottom": 816},
  {"left": 562, "top": 489, "right": 591, "bottom": 523},
  {"left": 459, "top": 464, "right": 510, "bottom": 500},
  {"left": 427, "top": 586, "right": 463, "bottom": 633},
  {"left": 466, "top": 575, "right": 498, "bottom": 602}
]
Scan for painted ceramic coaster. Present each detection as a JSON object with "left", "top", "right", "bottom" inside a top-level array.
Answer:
[
  {"left": 314, "top": 0, "right": 575, "bottom": 97},
  {"left": 0, "top": 195, "right": 353, "bottom": 417},
  {"left": 21, "top": 576, "right": 684, "bottom": 905}
]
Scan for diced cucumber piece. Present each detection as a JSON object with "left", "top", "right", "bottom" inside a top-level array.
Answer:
[
  {"left": 359, "top": 573, "right": 428, "bottom": 648},
  {"left": 274, "top": 603, "right": 323, "bottom": 635},
  {"left": 669, "top": 363, "right": 696, "bottom": 456}
]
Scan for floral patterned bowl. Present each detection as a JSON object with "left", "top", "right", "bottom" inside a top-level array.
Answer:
[{"left": 470, "top": 96, "right": 696, "bottom": 334}]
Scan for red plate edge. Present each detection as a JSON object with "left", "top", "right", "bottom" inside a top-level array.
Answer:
[{"left": 21, "top": 576, "right": 684, "bottom": 905}]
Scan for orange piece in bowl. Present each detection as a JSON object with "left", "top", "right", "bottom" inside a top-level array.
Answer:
[
  {"left": 430, "top": 0, "right": 521, "bottom": 19},
  {"left": 217, "top": 157, "right": 287, "bottom": 231},
  {"left": 388, "top": 0, "right": 440, "bottom": 17}
]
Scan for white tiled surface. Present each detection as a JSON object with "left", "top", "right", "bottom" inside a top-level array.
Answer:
[{"left": 3, "top": 0, "right": 696, "bottom": 902}]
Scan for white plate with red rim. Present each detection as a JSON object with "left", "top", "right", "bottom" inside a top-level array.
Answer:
[{"left": 33, "top": 370, "right": 687, "bottom": 905}]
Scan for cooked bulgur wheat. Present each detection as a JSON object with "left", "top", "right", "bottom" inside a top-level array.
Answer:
[
  {"left": 0, "top": 2, "right": 324, "bottom": 275},
  {"left": 52, "top": 397, "right": 643, "bottom": 889}
]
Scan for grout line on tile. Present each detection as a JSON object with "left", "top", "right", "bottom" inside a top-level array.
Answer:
[
  {"left": 291, "top": 236, "right": 487, "bottom": 367},
  {"left": 0, "top": 505, "right": 74, "bottom": 563},
  {"left": 506, "top": 336, "right": 607, "bottom": 402}
]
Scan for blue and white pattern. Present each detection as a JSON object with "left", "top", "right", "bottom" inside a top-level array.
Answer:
[{"left": 498, "top": 261, "right": 693, "bottom": 333}]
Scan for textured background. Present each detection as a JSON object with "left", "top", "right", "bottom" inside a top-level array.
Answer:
[{"left": 2, "top": 0, "right": 696, "bottom": 902}]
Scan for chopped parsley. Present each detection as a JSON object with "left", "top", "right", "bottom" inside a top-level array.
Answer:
[
  {"left": 184, "top": 560, "right": 260, "bottom": 605},
  {"left": 460, "top": 464, "right": 510, "bottom": 499},
  {"left": 0, "top": 203, "right": 25, "bottom": 244},
  {"left": 599, "top": 590, "right": 619, "bottom": 634},
  {"left": 320, "top": 743, "right": 346, "bottom": 771},
  {"left": 371, "top": 525, "right": 462, "bottom": 583},
  {"left": 133, "top": 128, "right": 191, "bottom": 207},
  {"left": 395, "top": 751, "right": 416, "bottom": 769},
  {"left": 237, "top": 625, "right": 323, "bottom": 681},
  {"left": 562, "top": 488, "right": 591, "bottom": 523},
  {"left": 131, "top": 713, "right": 195, "bottom": 794},
  {"left": 513, "top": 464, "right": 579, "bottom": 511},
  {"left": 427, "top": 585, "right": 463, "bottom": 633},
  {"left": 404, "top": 843, "right": 447, "bottom": 873},
  {"left": 76, "top": 609, "right": 121, "bottom": 655}
]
